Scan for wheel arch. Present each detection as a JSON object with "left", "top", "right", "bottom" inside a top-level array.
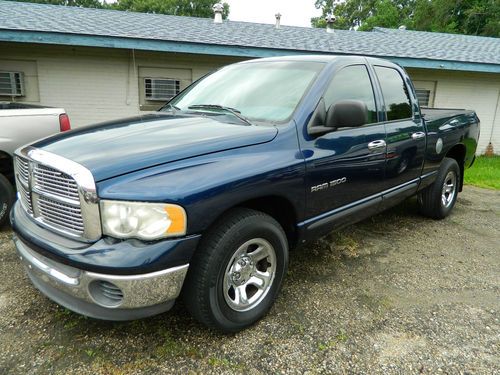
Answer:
[
  {"left": 200, "top": 195, "right": 299, "bottom": 251},
  {"left": 445, "top": 144, "right": 466, "bottom": 192},
  {"left": 0, "top": 151, "right": 14, "bottom": 184},
  {"left": 235, "top": 195, "right": 298, "bottom": 249}
]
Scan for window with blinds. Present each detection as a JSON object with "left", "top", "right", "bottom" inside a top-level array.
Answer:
[
  {"left": 415, "top": 89, "right": 431, "bottom": 107},
  {"left": 0, "top": 71, "right": 24, "bottom": 96},
  {"left": 144, "top": 78, "right": 180, "bottom": 101},
  {"left": 412, "top": 80, "right": 436, "bottom": 108}
]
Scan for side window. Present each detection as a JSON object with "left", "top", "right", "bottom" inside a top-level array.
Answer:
[
  {"left": 324, "top": 65, "right": 378, "bottom": 124},
  {"left": 374, "top": 66, "right": 412, "bottom": 121}
]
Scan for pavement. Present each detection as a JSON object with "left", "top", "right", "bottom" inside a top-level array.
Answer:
[{"left": 0, "top": 186, "right": 499, "bottom": 374}]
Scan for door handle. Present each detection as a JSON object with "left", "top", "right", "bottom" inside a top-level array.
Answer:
[
  {"left": 411, "top": 132, "right": 426, "bottom": 140},
  {"left": 367, "top": 140, "right": 386, "bottom": 151}
]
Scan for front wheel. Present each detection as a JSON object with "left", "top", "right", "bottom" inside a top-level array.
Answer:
[
  {"left": 418, "top": 157, "right": 460, "bottom": 219},
  {"left": 0, "top": 174, "right": 15, "bottom": 227},
  {"left": 183, "top": 208, "right": 288, "bottom": 333}
]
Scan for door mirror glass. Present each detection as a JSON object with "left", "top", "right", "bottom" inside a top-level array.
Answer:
[{"left": 326, "top": 100, "right": 368, "bottom": 128}]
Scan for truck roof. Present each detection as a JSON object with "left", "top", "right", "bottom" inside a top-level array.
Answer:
[{"left": 238, "top": 55, "right": 396, "bottom": 67}]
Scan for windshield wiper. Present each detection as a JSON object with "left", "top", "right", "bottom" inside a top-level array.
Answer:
[
  {"left": 188, "top": 104, "right": 252, "bottom": 125},
  {"left": 162, "top": 103, "right": 181, "bottom": 112}
]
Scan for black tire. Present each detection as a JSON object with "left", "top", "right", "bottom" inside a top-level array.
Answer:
[
  {"left": 0, "top": 174, "right": 15, "bottom": 227},
  {"left": 183, "top": 208, "right": 288, "bottom": 333},
  {"left": 418, "top": 157, "right": 460, "bottom": 219}
]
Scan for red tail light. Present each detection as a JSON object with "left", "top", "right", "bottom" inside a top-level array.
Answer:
[{"left": 59, "top": 113, "right": 71, "bottom": 132}]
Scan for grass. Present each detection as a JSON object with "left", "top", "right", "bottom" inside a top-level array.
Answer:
[
  {"left": 207, "top": 357, "right": 245, "bottom": 370},
  {"left": 464, "top": 156, "right": 500, "bottom": 190},
  {"left": 84, "top": 348, "right": 98, "bottom": 358},
  {"left": 317, "top": 330, "right": 349, "bottom": 351},
  {"left": 154, "top": 327, "right": 200, "bottom": 359}
]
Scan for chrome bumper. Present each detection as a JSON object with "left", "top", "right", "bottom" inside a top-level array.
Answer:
[{"left": 14, "top": 235, "right": 189, "bottom": 320}]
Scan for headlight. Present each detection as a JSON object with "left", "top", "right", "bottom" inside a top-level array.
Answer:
[{"left": 100, "top": 200, "right": 187, "bottom": 240}]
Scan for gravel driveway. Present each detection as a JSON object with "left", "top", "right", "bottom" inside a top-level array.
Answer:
[{"left": 0, "top": 186, "right": 498, "bottom": 374}]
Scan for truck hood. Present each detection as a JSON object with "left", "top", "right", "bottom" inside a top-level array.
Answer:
[{"left": 33, "top": 114, "right": 278, "bottom": 181}]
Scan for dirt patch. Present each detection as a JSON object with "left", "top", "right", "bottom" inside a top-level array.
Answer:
[{"left": 0, "top": 186, "right": 499, "bottom": 374}]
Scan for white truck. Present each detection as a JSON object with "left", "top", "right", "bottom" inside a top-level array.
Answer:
[{"left": 0, "top": 102, "right": 71, "bottom": 226}]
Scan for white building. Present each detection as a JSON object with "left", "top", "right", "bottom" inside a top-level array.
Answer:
[{"left": 0, "top": 1, "right": 499, "bottom": 154}]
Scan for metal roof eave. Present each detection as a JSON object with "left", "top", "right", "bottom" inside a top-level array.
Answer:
[{"left": 1, "top": 29, "right": 499, "bottom": 74}]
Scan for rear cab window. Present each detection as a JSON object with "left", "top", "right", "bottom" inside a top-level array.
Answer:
[{"left": 374, "top": 66, "right": 412, "bottom": 121}]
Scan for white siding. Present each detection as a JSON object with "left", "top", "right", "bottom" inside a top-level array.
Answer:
[
  {"left": 0, "top": 43, "right": 241, "bottom": 128},
  {"left": 408, "top": 69, "right": 500, "bottom": 154}
]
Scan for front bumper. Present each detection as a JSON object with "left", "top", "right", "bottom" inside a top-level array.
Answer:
[
  {"left": 14, "top": 235, "right": 189, "bottom": 320},
  {"left": 10, "top": 201, "right": 200, "bottom": 275}
]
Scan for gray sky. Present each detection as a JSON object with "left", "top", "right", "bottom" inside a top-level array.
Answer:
[{"left": 225, "top": 0, "right": 322, "bottom": 28}]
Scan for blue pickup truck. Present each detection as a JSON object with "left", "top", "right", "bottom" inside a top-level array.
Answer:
[{"left": 11, "top": 56, "right": 479, "bottom": 333}]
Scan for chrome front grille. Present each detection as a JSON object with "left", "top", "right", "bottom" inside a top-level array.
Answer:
[
  {"left": 16, "top": 157, "right": 29, "bottom": 185},
  {"left": 17, "top": 178, "right": 33, "bottom": 214},
  {"left": 38, "top": 195, "right": 84, "bottom": 233},
  {"left": 13, "top": 147, "right": 101, "bottom": 241},
  {"left": 33, "top": 164, "right": 80, "bottom": 201}
]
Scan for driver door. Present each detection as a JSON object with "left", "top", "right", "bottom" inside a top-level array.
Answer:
[{"left": 299, "top": 64, "right": 387, "bottom": 234}]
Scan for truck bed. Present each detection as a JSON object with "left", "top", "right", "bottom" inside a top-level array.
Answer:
[
  {"left": 0, "top": 102, "right": 51, "bottom": 110},
  {"left": 0, "top": 102, "right": 66, "bottom": 156},
  {"left": 421, "top": 107, "right": 475, "bottom": 122}
]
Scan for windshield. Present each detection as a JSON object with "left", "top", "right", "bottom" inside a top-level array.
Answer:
[{"left": 165, "top": 61, "right": 324, "bottom": 123}]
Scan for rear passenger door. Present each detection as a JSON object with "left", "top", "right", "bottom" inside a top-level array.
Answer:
[{"left": 372, "top": 65, "right": 426, "bottom": 200}]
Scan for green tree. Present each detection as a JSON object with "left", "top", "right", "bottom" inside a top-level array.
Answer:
[
  {"left": 12, "top": 0, "right": 103, "bottom": 7},
  {"left": 312, "top": 0, "right": 378, "bottom": 30},
  {"left": 10, "top": 0, "right": 230, "bottom": 18},
  {"left": 357, "top": 0, "right": 401, "bottom": 31},
  {"left": 311, "top": 0, "right": 499, "bottom": 37},
  {"left": 411, "top": 0, "right": 499, "bottom": 36},
  {"left": 110, "top": 0, "right": 229, "bottom": 18}
]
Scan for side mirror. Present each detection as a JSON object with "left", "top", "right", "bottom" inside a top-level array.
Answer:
[
  {"left": 307, "top": 99, "right": 331, "bottom": 136},
  {"left": 326, "top": 100, "right": 368, "bottom": 129}
]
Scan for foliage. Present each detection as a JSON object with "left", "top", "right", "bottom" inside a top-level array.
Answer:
[
  {"left": 13, "top": 0, "right": 103, "bottom": 7},
  {"left": 464, "top": 156, "right": 500, "bottom": 190},
  {"left": 110, "top": 0, "right": 229, "bottom": 18},
  {"left": 10, "top": 0, "right": 230, "bottom": 18},
  {"left": 312, "top": 0, "right": 500, "bottom": 37}
]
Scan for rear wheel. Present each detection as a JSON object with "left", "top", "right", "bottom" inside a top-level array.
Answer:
[
  {"left": 183, "top": 208, "right": 288, "bottom": 333},
  {"left": 0, "top": 174, "right": 15, "bottom": 227},
  {"left": 418, "top": 157, "right": 460, "bottom": 219}
]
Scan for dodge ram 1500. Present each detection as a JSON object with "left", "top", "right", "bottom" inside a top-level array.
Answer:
[{"left": 10, "top": 56, "right": 479, "bottom": 332}]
